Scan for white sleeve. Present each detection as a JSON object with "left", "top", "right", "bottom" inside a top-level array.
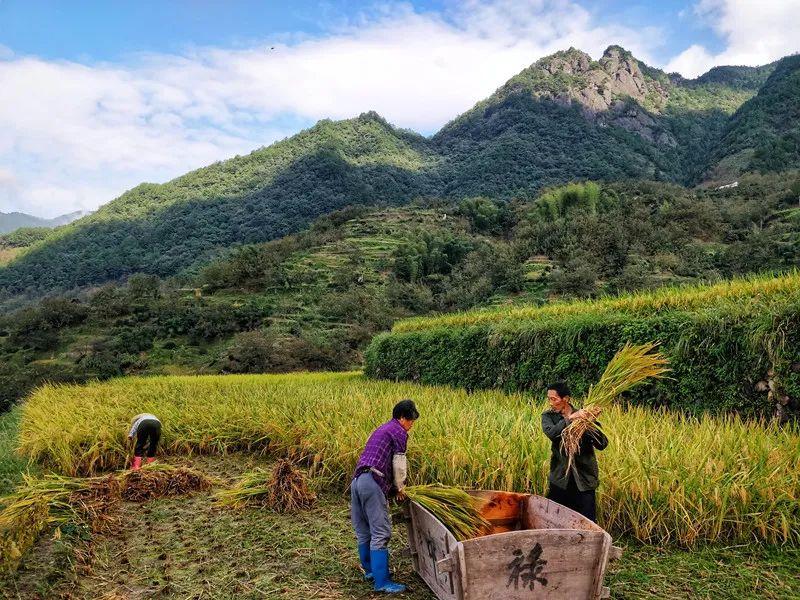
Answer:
[
  {"left": 128, "top": 416, "right": 142, "bottom": 438},
  {"left": 392, "top": 453, "right": 408, "bottom": 491}
]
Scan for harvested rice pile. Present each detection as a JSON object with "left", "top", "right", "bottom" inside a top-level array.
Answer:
[
  {"left": 216, "top": 459, "right": 317, "bottom": 512},
  {"left": 1, "top": 463, "right": 213, "bottom": 572},
  {"left": 0, "top": 498, "right": 48, "bottom": 573},
  {"left": 121, "top": 464, "right": 213, "bottom": 502},
  {"left": 68, "top": 473, "right": 122, "bottom": 533}
]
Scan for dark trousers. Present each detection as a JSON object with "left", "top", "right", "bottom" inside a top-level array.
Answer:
[
  {"left": 134, "top": 420, "right": 161, "bottom": 458},
  {"left": 547, "top": 475, "right": 597, "bottom": 522}
]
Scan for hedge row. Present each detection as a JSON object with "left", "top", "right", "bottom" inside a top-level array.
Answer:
[{"left": 366, "top": 300, "right": 800, "bottom": 418}]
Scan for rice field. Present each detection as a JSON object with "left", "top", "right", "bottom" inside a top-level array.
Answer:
[
  {"left": 392, "top": 271, "right": 800, "bottom": 332},
  {"left": 15, "top": 371, "right": 800, "bottom": 547}
]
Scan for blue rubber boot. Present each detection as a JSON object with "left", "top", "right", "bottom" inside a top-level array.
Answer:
[
  {"left": 358, "top": 543, "right": 373, "bottom": 581},
  {"left": 371, "top": 548, "right": 406, "bottom": 593}
]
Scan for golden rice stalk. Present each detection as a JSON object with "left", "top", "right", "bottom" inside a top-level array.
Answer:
[
  {"left": 561, "top": 342, "right": 670, "bottom": 469},
  {"left": 405, "top": 484, "right": 490, "bottom": 541},
  {"left": 0, "top": 472, "right": 121, "bottom": 572},
  {"left": 215, "top": 459, "right": 317, "bottom": 512},
  {"left": 0, "top": 496, "right": 48, "bottom": 573}
]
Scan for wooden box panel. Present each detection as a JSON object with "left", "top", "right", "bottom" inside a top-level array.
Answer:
[
  {"left": 408, "top": 502, "right": 462, "bottom": 600},
  {"left": 459, "top": 529, "right": 610, "bottom": 600},
  {"left": 521, "top": 495, "right": 605, "bottom": 533}
]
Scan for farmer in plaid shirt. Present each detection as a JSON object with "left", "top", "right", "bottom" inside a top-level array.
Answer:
[{"left": 351, "top": 399, "right": 419, "bottom": 594}]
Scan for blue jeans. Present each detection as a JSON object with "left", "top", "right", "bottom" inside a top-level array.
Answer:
[{"left": 351, "top": 472, "right": 392, "bottom": 550}]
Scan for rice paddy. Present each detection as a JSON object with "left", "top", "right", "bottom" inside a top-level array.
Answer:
[
  {"left": 392, "top": 271, "right": 800, "bottom": 333},
  {"left": 16, "top": 372, "right": 800, "bottom": 547}
]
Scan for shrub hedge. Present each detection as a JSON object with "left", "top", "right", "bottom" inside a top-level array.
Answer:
[{"left": 366, "top": 278, "right": 800, "bottom": 418}]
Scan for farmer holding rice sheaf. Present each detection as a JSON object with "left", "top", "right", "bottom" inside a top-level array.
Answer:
[
  {"left": 351, "top": 399, "right": 419, "bottom": 594},
  {"left": 128, "top": 413, "right": 162, "bottom": 471},
  {"left": 542, "top": 382, "right": 608, "bottom": 522}
]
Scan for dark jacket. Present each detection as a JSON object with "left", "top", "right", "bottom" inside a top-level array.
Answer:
[{"left": 542, "top": 408, "right": 608, "bottom": 492}]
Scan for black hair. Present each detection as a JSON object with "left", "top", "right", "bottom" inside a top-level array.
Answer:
[
  {"left": 393, "top": 399, "right": 419, "bottom": 420},
  {"left": 547, "top": 381, "right": 571, "bottom": 398}
]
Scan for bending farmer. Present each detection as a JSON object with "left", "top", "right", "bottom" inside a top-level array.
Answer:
[
  {"left": 128, "top": 413, "right": 162, "bottom": 471},
  {"left": 542, "top": 382, "right": 608, "bottom": 522},
  {"left": 351, "top": 399, "right": 419, "bottom": 594}
]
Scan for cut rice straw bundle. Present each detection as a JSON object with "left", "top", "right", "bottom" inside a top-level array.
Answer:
[
  {"left": 561, "top": 342, "right": 670, "bottom": 471},
  {"left": 0, "top": 472, "right": 121, "bottom": 572},
  {"left": 405, "top": 484, "right": 490, "bottom": 541},
  {"left": 215, "top": 459, "right": 316, "bottom": 512},
  {"left": 121, "top": 463, "right": 213, "bottom": 502}
]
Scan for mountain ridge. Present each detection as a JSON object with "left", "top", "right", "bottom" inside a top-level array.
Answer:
[
  {"left": 0, "top": 210, "right": 86, "bottom": 234},
  {"left": 0, "top": 45, "right": 795, "bottom": 302}
]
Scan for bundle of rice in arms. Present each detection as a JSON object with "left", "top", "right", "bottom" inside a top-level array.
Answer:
[{"left": 561, "top": 342, "right": 670, "bottom": 470}]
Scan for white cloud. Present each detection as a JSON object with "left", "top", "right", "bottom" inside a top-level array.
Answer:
[
  {"left": 1, "top": 0, "right": 661, "bottom": 217},
  {"left": 665, "top": 0, "right": 800, "bottom": 77}
]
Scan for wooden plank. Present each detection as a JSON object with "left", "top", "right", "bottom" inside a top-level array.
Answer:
[
  {"left": 409, "top": 502, "right": 462, "bottom": 600},
  {"left": 522, "top": 496, "right": 612, "bottom": 599},
  {"left": 521, "top": 495, "right": 605, "bottom": 533},
  {"left": 589, "top": 528, "right": 612, "bottom": 599},
  {"left": 460, "top": 529, "right": 608, "bottom": 600},
  {"left": 404, "top": 503, "right": 421, "bottom": 572}
]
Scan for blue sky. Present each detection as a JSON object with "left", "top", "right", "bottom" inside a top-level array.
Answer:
[
  {"left": 2, "top": 1, "right": 712, "bottom": 63},
  {"left": 1, "top": 0, "right": 798, "bottom": 217}
]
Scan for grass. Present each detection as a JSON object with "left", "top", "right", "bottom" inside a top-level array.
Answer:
[
  {"left": 0, "top": 408, "right": 33, "bottom": 497},
  {"left": 17, "top": 372, "right": 800, "bottom": 546},
  {"left": 392, "top": 271, "right": 800, "bottom": 332},
  {"left": 1, "top": 456, "right": 797, "bottom": 600}
]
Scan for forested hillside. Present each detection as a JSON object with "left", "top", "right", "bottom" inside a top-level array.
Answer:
[
  {"left": 0, "top": 46, "right": 795, "bottom": 305},
  {"left": 0, "top": 114, "right": 437, "bottom": 299},
  {"left": 1, "top": 174, "right": 798, "bottom": 410},
  {"left": 705, "top": 54, "right": 800, "bottom": 180}
]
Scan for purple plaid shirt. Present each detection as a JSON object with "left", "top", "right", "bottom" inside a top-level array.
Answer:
[{"left": 354, "top": 419, "right": 408, "bottom": 495}]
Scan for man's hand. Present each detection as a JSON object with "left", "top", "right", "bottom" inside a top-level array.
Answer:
[
  {"left": 567, "top": 408, "right": 601, "bottom": 421},
  {"left": 395, "top": 489, "right": 407, "bottom": 502}
]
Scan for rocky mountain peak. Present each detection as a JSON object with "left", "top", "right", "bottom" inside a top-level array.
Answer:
[
  {"left": 518, "top": 45, "right": 673, "bottom": 145},
  {"left": 536, "top": 47, "right": 592, "bottom": 75}
]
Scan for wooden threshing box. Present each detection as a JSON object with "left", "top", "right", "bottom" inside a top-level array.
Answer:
[{"left": 406, "top": 491, "right": 620, "bottom": 600}]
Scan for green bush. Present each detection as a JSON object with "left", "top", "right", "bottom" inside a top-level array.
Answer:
[{"left": 365, "top": 298, "right": 800, "bottom": 419}]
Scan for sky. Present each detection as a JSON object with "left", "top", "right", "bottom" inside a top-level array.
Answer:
[{"left": 1, "top": 0, "right": 798, "bottom": 218}]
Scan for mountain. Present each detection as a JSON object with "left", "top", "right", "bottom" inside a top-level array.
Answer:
[
  {"left": 0, "top": 210, "right": 85, "bottom": 234},
  {"left": 0, "top": 114, "right": 437, "bottom": 297},
  {"left": 1, "top": 173, "right": 798, "bottom": 409},
  {"left": 0, "top": 45, "right": 794, "bottom": 302},
  {"left": 434, "top": 46, "right": 773, "bottom": 193},
  {"left": 704, "top": 54, "right": 800, "bottom": 182}
]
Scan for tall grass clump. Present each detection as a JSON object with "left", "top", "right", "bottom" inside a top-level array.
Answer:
[{"left": 16, "top": 372, "right": 800, "bottom": 546}]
